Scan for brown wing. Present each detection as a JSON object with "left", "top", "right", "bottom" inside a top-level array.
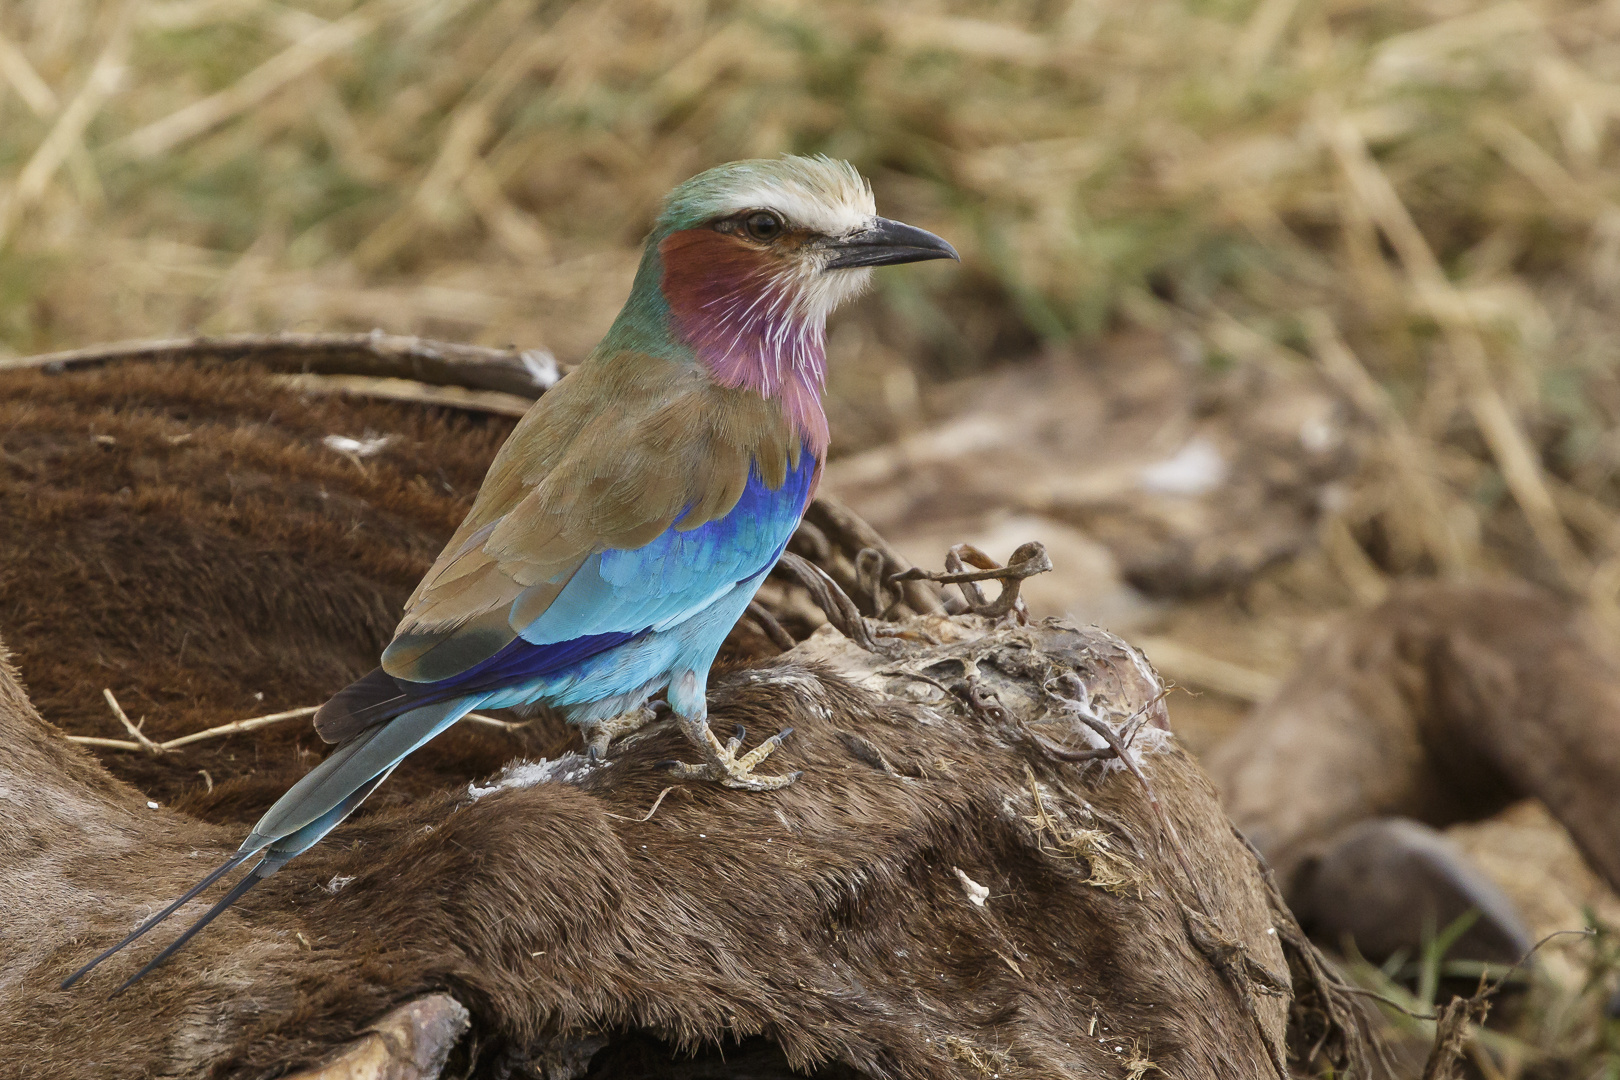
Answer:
[{"left": 376, "top": 349, "right": 797, "bottom": 686}]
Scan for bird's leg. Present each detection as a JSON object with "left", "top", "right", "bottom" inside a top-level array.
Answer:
[
  {"left": 659, "top": 671, "right": 800, "bottom": 791},
  {"left": 580, "top": 703, "right": 662, "bottom": 760}
]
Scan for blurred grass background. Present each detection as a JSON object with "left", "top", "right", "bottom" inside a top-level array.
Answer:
[
  {"left": 7, "top": 0, "right": 1620, "bottom": 1072},
  {"left": 9, "top": 0, "right": 1620, "bottom": 602}
]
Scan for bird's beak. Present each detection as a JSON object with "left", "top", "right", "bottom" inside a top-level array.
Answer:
[{"left": 822, "top": 217, "right": 960, "bottom": 270}]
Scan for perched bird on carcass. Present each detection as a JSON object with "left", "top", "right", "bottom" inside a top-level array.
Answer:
[{"left": 63, "top": 155, "right": 956, "bottom": 991}]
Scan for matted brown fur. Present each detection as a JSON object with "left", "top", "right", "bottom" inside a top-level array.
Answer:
[
  {"left": 0, "top": 361, "right": 571, "bottom": 823},
  {"left": 3, "top": 626, "right": 1303, "bottom": 1079},
  {"left": 0, "top": 363, "right": 1353, "bottom": 1079}
]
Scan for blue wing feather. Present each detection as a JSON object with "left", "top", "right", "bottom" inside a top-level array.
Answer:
[
  {"left": 517, "top": 450, "right": 813, "bottom": 646},
  {"left": 427, "top": 449, "right": 813, "bottom": 697}
]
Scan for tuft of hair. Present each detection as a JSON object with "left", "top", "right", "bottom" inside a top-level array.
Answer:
[{"left": 659, "top": 155, "right": 876, "bottom": 239}]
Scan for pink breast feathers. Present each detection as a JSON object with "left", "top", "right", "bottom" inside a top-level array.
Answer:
[{"left": 659, "top": 228, "right": 830, "bottom": 460}]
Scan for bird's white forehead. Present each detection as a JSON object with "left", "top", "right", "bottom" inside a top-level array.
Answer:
[{"left": 717, "top": 167, "right": 876, "bottom": 237}]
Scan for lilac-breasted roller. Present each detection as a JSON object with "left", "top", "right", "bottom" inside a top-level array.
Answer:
[{"left": 63, "top": 156, "right": 956, "bottom": 991}]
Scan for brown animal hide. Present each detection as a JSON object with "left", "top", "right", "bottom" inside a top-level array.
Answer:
[
  {"left": 1208, "top": 581, "right": 1620, "bottom": 921},
  {"left": 0, "top": 360, "right": 1363, "bottom": 1079},
  {"left": 0, "top": 361, "right": 547, "bottom": 821},
  {"left": 1, "top": 617, "right": 1327, "bottom": 1079}
]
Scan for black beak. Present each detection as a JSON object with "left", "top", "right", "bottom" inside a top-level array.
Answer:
[{"left": 823, "top": 217, "right": 959, "bottom": 270}]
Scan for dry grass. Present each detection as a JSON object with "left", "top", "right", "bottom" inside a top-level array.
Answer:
[
  {"left": 6, "top": 0, "right": 1620, "bottom": 1074},
  {"left": 6, "top": 0, "right": 1620, "bottom": 588}
]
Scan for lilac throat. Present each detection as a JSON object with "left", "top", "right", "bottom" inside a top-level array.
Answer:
[
  {"left": 657, "top": 229, "right": 833, "bottom": 458},
  {"left": 675, "top": 284, "right": 831, "bottom": 459}
]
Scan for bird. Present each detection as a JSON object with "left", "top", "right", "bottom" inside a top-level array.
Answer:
[{"left": 62, "top": 155, "right": 957, "bottom": 993}]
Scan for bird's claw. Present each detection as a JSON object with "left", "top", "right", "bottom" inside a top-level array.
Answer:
[
  {"left": 662, "top": 724, "right": 799, "bottom": 791},
  {"left": 581, "top": 704, "right": 660, "bottom": 760}
]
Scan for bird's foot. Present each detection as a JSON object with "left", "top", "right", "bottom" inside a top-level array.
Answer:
[
  {"left": 661, "top": 721, "right": 800, "bottom": 791},
  {"left": 581, "top": 704, "right": 662, "bottom": 760}
]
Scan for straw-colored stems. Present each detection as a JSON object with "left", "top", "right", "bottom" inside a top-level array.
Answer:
[
  {"left": 0, "top": 4, "right": 131, "bottom": 247},
  {"left": 111, "top": 5, "right": 382, "bottom": 161},
  {"left": 1325, "top": 110, "right": 1590, "bottom": 592},
  {"left": 1303, "top": 309, "right": 1474, "bottom": 579}
]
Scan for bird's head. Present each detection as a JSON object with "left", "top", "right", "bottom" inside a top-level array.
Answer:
[{"left": 625, "top": 156, "right": 957, "bottom": 398}]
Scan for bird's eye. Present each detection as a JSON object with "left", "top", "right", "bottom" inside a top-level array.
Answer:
[{"left": 743, "top": 210, "right": 784, "bottom": 242}]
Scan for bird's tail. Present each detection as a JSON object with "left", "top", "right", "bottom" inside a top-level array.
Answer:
[
  {"left": 58, "top": 849, "right": 258, "bottom": 989},
  {"left": 61, "top": 695, "right": 482, "bottom": 991}
]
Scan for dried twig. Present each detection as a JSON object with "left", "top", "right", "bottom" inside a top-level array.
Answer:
[
  {"left": 65, "top": 735, "right": 150, "bottom": 751},
  {"left": 892, "top": 541, "right": 1052, "bottom": 620},
  {"left": 464, "top": 712, "right": 533, "bottom": 733},
  {"left": 102, "top": 689, "right": 164, "bottom": 755},
  {"left": 65, "top": 703, "right": 527, "bottom": 754},
  {"left": 158, "top": 706, "right": 319, "bottom": 750}
]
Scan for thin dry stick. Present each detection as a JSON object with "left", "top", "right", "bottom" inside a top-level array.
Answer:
[
  {"left": 102, "top": 689, "right": 163, "bottom": 755},
  {"left": 66, "top": 735, "right": 148, "bottom": 751},
  {"left": 158, "top": 706, "right": 319, "bottom": 750},
  {"left": 464, "top": 712, "right": 532, "bottom": 732},
  {"left": 68, "top": 704, "right": 318, "bottom": 752},
  {"left": 67, "top": 703, "right": 528, "bottom": 754}
]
